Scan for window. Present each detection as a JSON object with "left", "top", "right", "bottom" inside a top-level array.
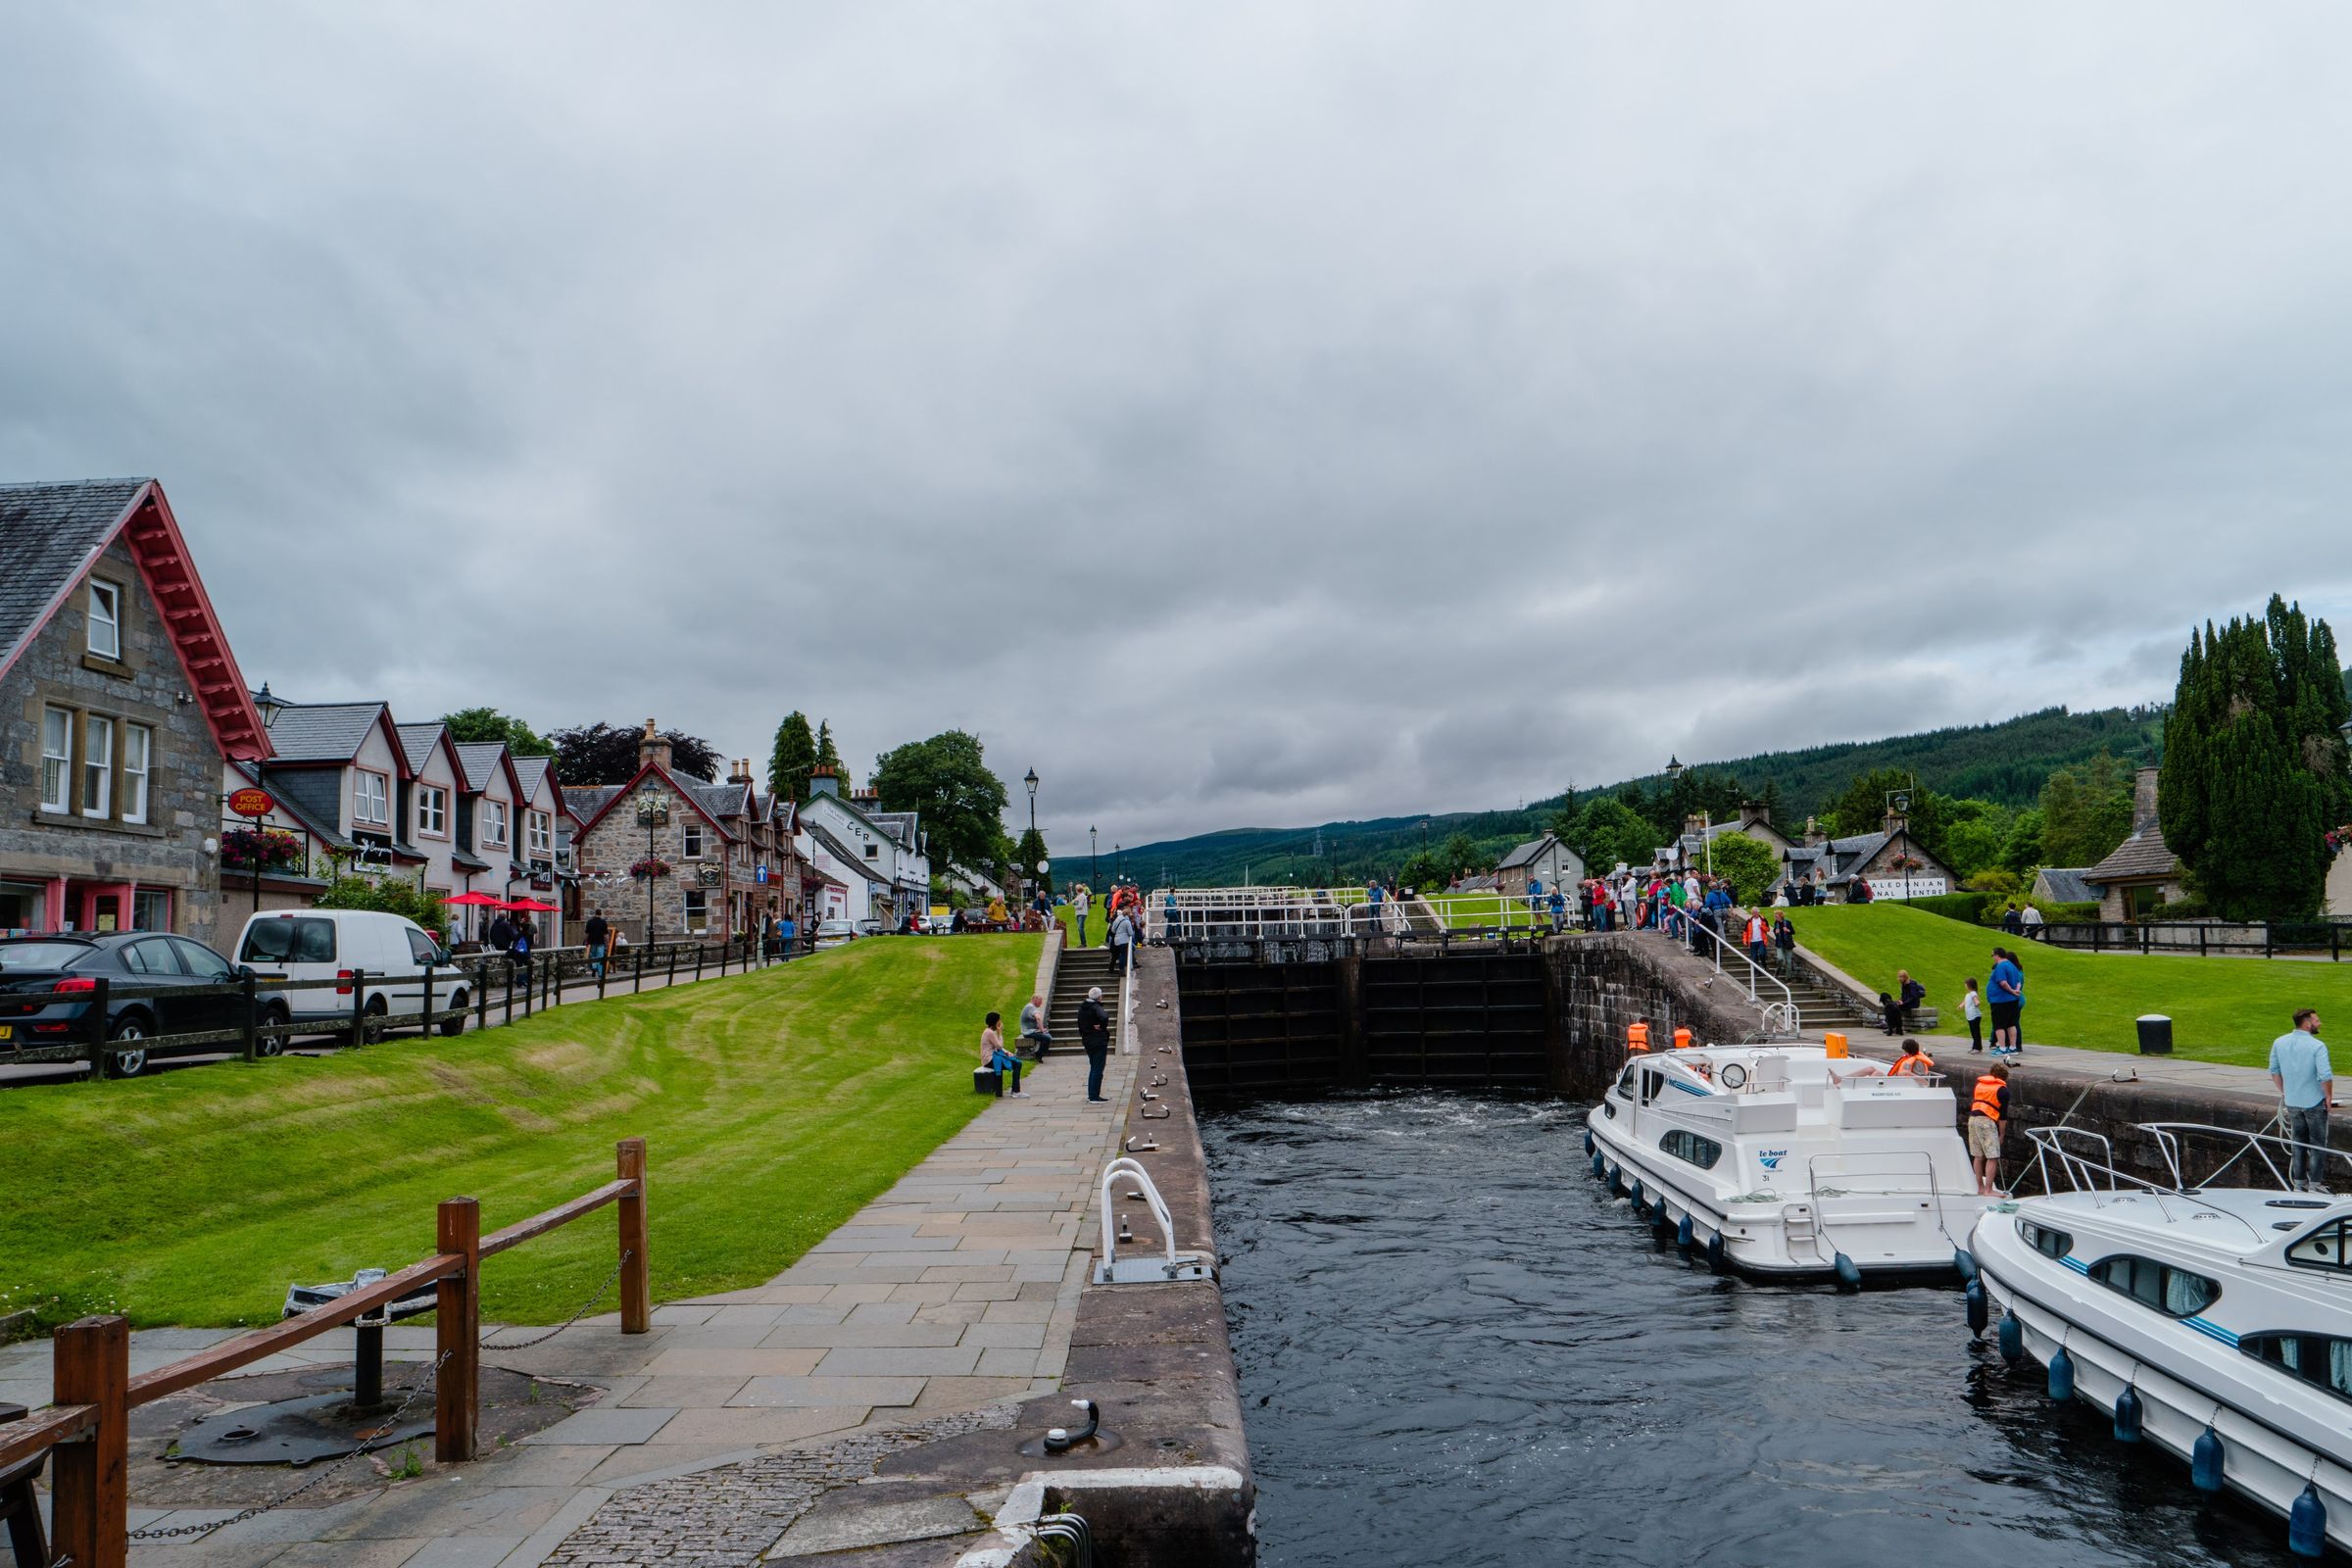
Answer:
[
  {"left": 81, "top": 715, "right": 113, "bottom": 818},
  {"left": 353, "top": 770, "right": 389, "bottom": 825},
  {"left": 2242, "top": 1334, "right": 2352, "bottom": 1403},
  {"left": 683, "top": 823, "right": 705, "bottom": 858},
  {"left": 417, "top": 785, "right": 448, "bottom": 838},
  {"left": 122, "top": 939, "right": 179, "bottom": 975},
  {"left": 86, "top": 579, "right": 121, "bottom": 660},
  {"left": 132, "top": 889, "right": 172, "bottom": 932},
  {"left": 121, "top": 724, "right": 151, "bottom": 824},
  {"left": 40, "top": 708, "right": 71, "bottom": 811},
  {"left": 482, "top": 801, "right": 509, "bottom": 848},
  {"left": 2087, "top": 1254, "right": 2221, "bottom": 1318},
  {"left": 405, "top": 928, "right": 442, "bottom": 965},
  {"left": 2019, "top": 1219, "right": 2073, "bottom": 1260},
  {"left": 863, "top": 841, "right": 879, "bottom": 860},
  {"left": 239, "top": 917, "right": 336, "bottom": 964},
  {"left": 171, "top": 938, "right": 233, "bottom": 981},
  {"left": 1658, "top": 1129, "right": 1723, "bottom": 1169},
  {"left": 683, "top": 889, "right": 709, "bottom": 931},
  {"left": 527, "top": 810, "right": 552, "bottom": 856}
]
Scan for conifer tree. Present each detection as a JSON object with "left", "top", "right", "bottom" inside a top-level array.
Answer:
[
  {"left": 767, "top": 712, "right": 816, "bottom": 804},
  {"left": 814, "top": 720, "right": 845, "bottom": 781}
]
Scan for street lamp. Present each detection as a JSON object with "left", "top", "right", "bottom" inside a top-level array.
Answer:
[
  {"left": 1090, "top": 825, "right": 1099, "bottom": 891},
  {"left": 635, "top": 789, "right": 670, "bottom": 944},
  {"left": 253, "top": 682, "right": 285, "bottom": 728},
  {"left": 1666, "top": 756, "right": 1709, "bottom": 874},
  {"left": 1024, "top": 768, "right": 1039, "bottom": 835}
]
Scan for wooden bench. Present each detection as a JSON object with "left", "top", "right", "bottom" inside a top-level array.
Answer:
[{"left": 0, "top": 1399, "right": 47, "bottom": 1568}]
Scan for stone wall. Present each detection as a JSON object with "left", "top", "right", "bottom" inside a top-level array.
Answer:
[
  {"left": 572, "top": 782, "right": 742, "bottom": 941},
  {"left": 0, "top": 539, "right": 224, "bottom": 945},
  {"left": 1544, "top": 933, "right": 1775, "bottom": 1097}
]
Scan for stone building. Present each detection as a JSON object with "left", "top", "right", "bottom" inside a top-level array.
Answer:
[
  {"left": 2082, "top": 767, "right": 2185, "bottom": 919},
  {"left": 0, "top": 480, "right": 270, "bottom": 944},
  {"left": 564, "top": 721, "right": 755, "bottom": 943}
]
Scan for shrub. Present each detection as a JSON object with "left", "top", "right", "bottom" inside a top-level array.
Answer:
[
  {"left": 1908, "top": 891, "right": 1992, "bottom": 926},
  {"left": 2040, "top": 901, "right": 2101, "bottom": 923},
  {"left": 2146, "top": 896, "right": 2210, "bottom": 920}
]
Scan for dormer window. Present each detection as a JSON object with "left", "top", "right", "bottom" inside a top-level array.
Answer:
[
  {"left": 354, "top": 770, "right": 389, "bottom": 826},
  {"left": 482, "top": 800, "right": 509, "bottom": 849},
  {"left": 87, "top": 579, "right": 122, "bottom": 660}
]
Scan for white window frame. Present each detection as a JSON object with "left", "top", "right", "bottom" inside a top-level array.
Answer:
[
  {"left": 353, "top": 769, "right": 389, "bottom": 826},
  {"left": 682, "top": 822, "right": 705, "bottom": 859},
  {"left": 527, "top": 809, "right": 552, "bottom": 856},
  {"left": 40, "top": 706, "right": 71, "bottom": 812},
  {"left": 482, "top": 800, "right": 509, "bottom": 849},
  {"left": 121, "top": 723, "right": 151, "bottom": 825},
  {"left": 683, "top": 888, "right": 709, "bottom": 931},
  {"left": 86, "top": 579, "right": 122, "bottom": 660},
  {"left": 81, "top": 714, "right": 113, "bottom": 819},
  {"left": 417, "top": 784, "right": 448, "bottom": 839}
]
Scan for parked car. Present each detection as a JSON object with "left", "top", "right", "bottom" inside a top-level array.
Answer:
[
  {"left": 0, "top": 931, "right": 276, "bottom": 1078},
  {"left": 812, "top": 918, "right": 858, "bottom": 950},
  {"left": 233, "top": 909, "right": 470, "bottom": 1040}
]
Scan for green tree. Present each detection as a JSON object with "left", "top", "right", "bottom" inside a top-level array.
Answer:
[
  {"left": 870, "top": 730, "right": 1011, "bottom": 875},
  {"left": 1999, "top": 808, "right": 2045, "bottom": 874},
  {"left": 1554, "top": 796, "right": 1658, "bottom": 872},
  {"left": 814, "top": 721, "right": 845, "bottom": 781},
  {"left": 2161, "top": 597, "right": 2352, "bottom": 920},
  {"left": 1700, "top": 831, "right": 1780, "bottom": 905},
  {"left": 1439, "top": 830, "right": 1483, "bottom": 882},
  {"left": 768, "top": 712, "right": 816, "bottom": 804},
  {"left": 441, "top": 707, "right": 552, "bottom": 758},
  {"left": 1824, "top": 769, "right": 1952, "bottom": 854},
  {"left": 1396, "top": 849, "right": 1446, "bottom": 892},
  {"left": 1011, "top": 827, "right": 1053, "bottom": 894},
  {"left": 2036, "top": 752, "right": 2134, "bottom": 867},
  {"left": 548, "top": 722, "right": 723, "bottom": 784}
]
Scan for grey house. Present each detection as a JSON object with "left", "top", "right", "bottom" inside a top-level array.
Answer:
[{"left": 0, "top": 479, "right": 270, "bottom": 944}]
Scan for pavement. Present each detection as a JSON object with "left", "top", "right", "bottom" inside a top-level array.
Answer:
[{"left": 6, "top": 971, "right": 1138, "bottom": 1566}]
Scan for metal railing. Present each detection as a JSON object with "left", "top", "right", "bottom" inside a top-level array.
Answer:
[
  {"left": 1674, "top": 912, "right": 1801, "bottom": 1036},
  {"left": 2041, "top": 919, "right": 2350, "bottom": 960},
  {"left": 2016, "top": 1123, "right": 2273, "bottom": 1247}
]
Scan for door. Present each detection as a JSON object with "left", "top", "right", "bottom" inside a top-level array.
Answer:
[
  {"left": 120, "top": 937, "right": 200, "bottom": 1040},
  {"left": 169, "top": 937, "right": 240, "bottom": 1033}
]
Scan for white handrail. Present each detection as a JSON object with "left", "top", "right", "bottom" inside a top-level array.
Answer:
[
  {"left": 1675, "top": 910, "right": 1800, "bottom": 1036},
  {"left": 1093, "top": 1157, "right": 1212, "bottom": 1284}
]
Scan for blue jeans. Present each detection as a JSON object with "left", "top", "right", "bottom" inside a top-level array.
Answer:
[{"left": 1086, "top": 1046, "right": 1108, "bottom": 1101}]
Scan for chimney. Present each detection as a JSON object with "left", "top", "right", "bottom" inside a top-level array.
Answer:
[
  {"left": 809, "top": 764, "right": 840, "bottom": 799},
  {"left": 730, "top": 758, "right": 752, "bottom": 785},
  {"left": 1683, "top": 813, "right": 1706, "bottom": 837},
  {"left": 638, "top": 718, "right": 673, "bottom": 773},
  {"left": 1803, "top": 815, "right": 1826, "bottom": 848},
  {"left": 2133, "top": 766, "right": 2160, "bottom": 834},
  {"left": 1740, "top": 799, "right": 1769, "bottom": 829}
]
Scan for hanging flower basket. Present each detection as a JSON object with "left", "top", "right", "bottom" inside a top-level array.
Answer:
[
  {"left": 2328, "top": 825, "right": 2352, "bottom": 860},
  {"left": 221, "top": 827, "right": 304, "bottom": 872},
  {"left": 1886, "top": 855, "right": 1925, "bottom": 872},
  {"left": 629, "top": 857, "right": 672, "bottom": 881}
]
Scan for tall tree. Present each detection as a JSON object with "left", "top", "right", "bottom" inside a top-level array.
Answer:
[
  {"left": 2161, "top": 597, "right": 2352, "bottom": 920},
  {"left": 1554, "top": 795, "right": 1658, "bottom": 872},
  {"left": 1824, "top": 768, "right": 1952, "bottom": 855},
  {"left": 1012, "top": 827, "right": 1053, "bottom": 894},
  {"left": 768, "top": 711, "right": 817, "bottom": 804},
  {"left": 441, "top": 707, "right": 552, "bottom": 758},
  {"left": 2036, "top": 752, "right": 2134, "bottom": 867},
  {"left": 549, "top": 722, "right": 725, "bottom": 785},
  {"left": 870, "top": 730, "right": 1011, "bottom": 874},
  {"left": 814, "top": 721, "right": 844, "bottom": 781}
]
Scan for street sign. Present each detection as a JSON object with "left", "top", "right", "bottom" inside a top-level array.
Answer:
[
  {"left": 756, "top": 864, "right": 769, "bottom": 885},
  {"left": 227, "top": 787, "right": 275, "bottom": 818}
]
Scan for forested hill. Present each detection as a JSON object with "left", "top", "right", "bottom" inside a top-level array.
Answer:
[{"left": 1115, "top": 704, "right": 2166, "bottom": 888}]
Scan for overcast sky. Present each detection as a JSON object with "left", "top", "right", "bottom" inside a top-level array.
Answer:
[{"left": 7, "top": 6, "right": 2350, "bottom": 852}]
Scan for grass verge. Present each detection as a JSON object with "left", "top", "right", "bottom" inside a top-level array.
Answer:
[
  {"left": 1785, "top": 906, "right": 2349, "bottom": 1066},
  {"left": 0, "top": 934, "right": 1040, "bottom": 1329}
]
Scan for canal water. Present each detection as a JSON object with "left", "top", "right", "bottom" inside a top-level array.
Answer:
[{"left": 1202, "top": 1092, "right": 2286, "bottom": 1568}]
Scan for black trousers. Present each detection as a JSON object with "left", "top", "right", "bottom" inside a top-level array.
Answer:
[{"left": 1086, "top": 1045, "right": 1108, "bottom": 1101}]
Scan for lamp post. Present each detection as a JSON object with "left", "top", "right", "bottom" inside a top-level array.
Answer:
[
  {"left": 1886, "top": 787, "right": 1914, "bottom": 902},
  {"left": 1090, "top": 825, "right": 1099, "bottom": 892},
  {"left": 1024, "top": 768, "right": 1039, "bottom": 836},
  {"left": 635, "top": 790, "right": 669, "bottom": 945}
]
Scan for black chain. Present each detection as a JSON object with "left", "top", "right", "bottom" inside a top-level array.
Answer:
[
  {"left": 126, "top": 1349, "right": 453, "bottom": 1542},
  {"left": 479, "top": 1250, "right": 631, "bottom": 1350}
]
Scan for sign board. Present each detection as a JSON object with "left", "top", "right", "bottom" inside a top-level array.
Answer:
[
  {"left": 227, "top": 786, "right": 275, "bottom": 818},
  {"left": 756, "top": 864, "right": 769, "bottom": 885}
]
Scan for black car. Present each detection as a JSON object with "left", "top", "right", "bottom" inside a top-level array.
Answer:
[{"left": 0, "top": 931, "right": 282, "bottom": 1078}]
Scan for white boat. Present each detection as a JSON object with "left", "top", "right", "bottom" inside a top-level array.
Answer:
[
  {"left": 1583, "top": 1043, "right": 1987, "bottom": 1282},
  {"left": 1969, "top": 1123, "right": 2352, "bottom": 1557}
]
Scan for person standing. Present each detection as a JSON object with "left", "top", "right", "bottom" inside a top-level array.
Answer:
[
  {"left": 778, "top": 908, "right": 797, "bottom": 960},
  {"left": 1988, "top": 947, "right": 2025, "bottom": 1056},
  {"left": 1074, "top": 885, "right": 1093, "bottom": 948},
  {"left": 1969, "top": 1063, "right": 2010, "bottom": 1197},
  {"left": 1960, "top": 977, "right": 1984, "bottom": 1053},
  {"left": 1548, "top": 886, "right": 1567, "bottom": 932},
  {"left": 585, "top": 907, "right": 610, "bottom": 979},
  {"left": 1743, "top": 910, "right": 1770, "bottom": 969},
  {"left": 1077, "top": 984, "right": 1112, "bottom": 1102},
  {"left": 489, "top": 909, "right": 514, "bottom": 956},
  {"left": 2020, "top": 903, "right": 2045, "bottom": 942},
  {"left": 510, "top": 913, "right": 534, "bottom": 992},
  {"left": 1771, "top": 912, "right": 1796, "bottom": 974},
  {"left": 1109, "top": 906, "right": 1135, "bottom": 975},
  {"left": 2270, "top": 1009, "right": 2333, "bottom": 1193}
]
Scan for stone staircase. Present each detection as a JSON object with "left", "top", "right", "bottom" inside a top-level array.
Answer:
[
  {"left": 1047, "top": 942, "right": 1122, "bottom": 1053},
  {"left": 1780, "top": 958, "right": 1943, "bottom": 1037}
]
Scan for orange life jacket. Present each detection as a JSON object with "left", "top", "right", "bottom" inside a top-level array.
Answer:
[
  {"left": 1887, "top": 1052, "right": 1934, "bottom": 1077},
  {"left": 1673, "top": 1027, "right": 1694, "bottom": 1050},
  {"left": 1970, "top": 1077, "right": 2004, "bottom": 1121},
  {"left": 1627, "top": 1022, "right": 1650, "bottom": 1053}
]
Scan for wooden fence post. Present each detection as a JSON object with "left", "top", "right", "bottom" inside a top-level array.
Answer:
[
  {"left": 85, "top": 976, "right": 111, "bottom": 1079},
  {"left": 51, "top": 1314, "right": 127, "bottom": 1568},
  {"left": 349, "top": 967, "right": 368, "bottom": 1049},
  {"left": 435, "top": 1198, "right": 480, "bottom": 1463},
  {"left": 616, "top": 1138, "right": 650, "bottom": 1334},
  {"left": 475, "top": 961, "right": 490, "bottom": 1034},
  {"left": 241, "top": 973, "right": 261, "bottom": 1062},
  {"left": 422, "top": 963, "right": 436, "bottom": 1040}
]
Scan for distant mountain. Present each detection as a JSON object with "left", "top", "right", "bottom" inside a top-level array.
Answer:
[{"left": 1113, "top": 704, "right": 2167, "bottom": 888}]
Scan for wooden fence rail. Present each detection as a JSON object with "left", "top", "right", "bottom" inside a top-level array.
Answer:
[{"left": 5, "top": 1137, "right": 650, "bottom": 1567}]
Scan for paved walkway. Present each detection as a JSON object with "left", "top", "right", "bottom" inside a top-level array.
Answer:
[{"left": 4, "top": 989, "right": 1136, "bottom": 1565}]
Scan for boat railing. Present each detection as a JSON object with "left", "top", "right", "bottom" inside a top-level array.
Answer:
[
  {"left": 2138, "top": 1121, "right": 2352, "bottom": 1194},
  {"left": 2019, "top": 1124, "right": 2274, "bottom": 1247}
]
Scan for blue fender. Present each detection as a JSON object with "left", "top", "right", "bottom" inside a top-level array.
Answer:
[
  {"left": 1591, "top": 1152, "right": 1604, "bottom": 1180},
  {"left": 1834, "top": 1252, "right": 1862, "bottom": 1291},
  {"left": 1705, "top": 1232, "right": 1727, "bottom": 1272},
  {"left": 1965, "top": 1280, "right": 1988, "bottom": 1338},
  {"left": 1585, "top": 1128, "right": 1596, "bottom": 1157},
  {"left": 2048, "top": 1346, "right": 2075, "bottom": 1402},
  {"left": 1997, "top": 1311, "right": 2024, "bottom": 1364},
  {"left": 1953, "top": 1248, "right": 1979, "bottom": 1283},
  {"left": 2291, "top": 1482, "right": 2328, "bottom": 1559},
  {"left": 1676, "top": 1215, "right": 1694, "bottom": 1252},
  {"left": 2190, "top": 1427, "right": 2225, "bottom": 1493},
  {"left": 2112, "top": 1385, "right": 2143, "bottom": 1444}
]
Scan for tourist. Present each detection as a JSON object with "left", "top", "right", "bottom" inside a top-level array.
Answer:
[
  {"left": 1109, "top": 905, "right": 1136, "bottom": 974},
  {"left": 1018, "top": 992, "right": 1054, "bottom": 1060},
  {"left": 1077, "top": 984, "right": 1112, "bottom": 1102},
  {"left": 1771, "top": 912, "right": 1796, "bottom": 973},
  {"left": 1988, "top": 947, "right": 2025, "bottom": 1056},
  {"left": 1896, "top": 969, "right": 1926, "bottom": 1028},
  {"left": 1366, "top": 879, "right": 1385, "bottom": 939},
  {"left": 1961, "top": 977, "right": 1984, "bottom": 1053},
  {"left": 1548, "top": 887, "right": 1567, "bottom": 932},
  {"left": 1743, "top": 909, "right": 1769, "bottom": 969},
  {"left": 1969, "top": 1063, "right": 2010, "bottom": 1197},
  {"left": 585, "top": 907, "right": 609, "bottom": 979},
  {"left": 2001, "top": 904, "right": 2023, "bottom": 937},
  {"left": 778, "top": 908, "right": 797, "bottom": 959},
  {"left": 1886, "top": 1038, "right": 1935, "bottom": 1077},
  {"left": 510, "top": 913, "right": 534, "bottom": 992},
  {"left": 2270, "top": 1008, "right": 2333, "bottom": 1193},
  {"left": 2020, "top": 903, "right": 2045, "bottom": 941},
  {"left": 489, "top": 909, "right": 514, "bottom": 955},
  {"left": 981, "top": 1010, "right": 1027, "bottom": 1098},
  {"left": 1074, "top": 884, "right": 1093, "bottom": 948}
]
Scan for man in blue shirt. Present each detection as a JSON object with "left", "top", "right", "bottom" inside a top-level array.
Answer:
[
  {"left": 1987, "top": 948, "right": 2025, "bottom": 1056},
  {"left": 2270, "top": 1008, "right": 2333, "bottom": 1193}
]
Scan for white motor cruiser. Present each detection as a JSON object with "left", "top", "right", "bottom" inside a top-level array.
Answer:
[
  {"left": 1969, "top": 1123, "right": 2352, "bottom": 1558},
  {"left": 1584, "top": 1043, "right": 1987, "bottom": 1283}
]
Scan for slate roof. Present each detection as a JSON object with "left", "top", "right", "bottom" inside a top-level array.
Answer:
[
  {"left": 454, "top": 742, "right": 509, "bottom": 794},
  {"left": 395, "top": 722, "right": 450, "bottom": 776},
  {"left": 564, "top": 785, "right": 623, "bottom": 823},
  {"left": 807, "top": 823, "right": 888, "bottom": 884},
  {"left": 2033, "top": 867, "right": 2100, "bottom": 905},
  {"left": 689, "top": 782, "right": 749, "bottom": 822},
  {"left": 868, "top": 810, "right": 919, "bottom": 851},
  {"left": 511, "top": 755, "right": 555, "bottom": 805},
  {"left": 228, "top": 758, "right": 352, "bottom": 853},
  {"left": 1497, "top": 835, "right": 1563, "bottom": 871},
  {"left": 263, "top": 702, "right": 389, "bottom": 763},
  {"left": 2085, "top": 827, "right": 2180, "bottom": 884},
  {"left": 0, "top": 479, "right": 148, "bottom": 673}
]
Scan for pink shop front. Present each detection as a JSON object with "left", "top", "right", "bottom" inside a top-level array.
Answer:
[{"left": 0, "top": 877, "right": 178, "bottom": 938}]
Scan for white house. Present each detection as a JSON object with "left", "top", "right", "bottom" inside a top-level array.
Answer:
[{"left": 1494, "top": 833, "right": 1586, "bottom": 900}]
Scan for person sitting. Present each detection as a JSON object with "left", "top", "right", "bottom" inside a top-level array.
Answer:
[
  {"left": 1897, "top": 969, "right": 1927, "bottom": 1027},
  {"left": 980, "top": 1011, "right": 1027, "bottom": 1098},
  {"left": 1885, "top": 1039, "right": 1935, "bottom": 1077},
  {"left": 1017, "top": 993, "right": 1054, "bottom": 1060}
]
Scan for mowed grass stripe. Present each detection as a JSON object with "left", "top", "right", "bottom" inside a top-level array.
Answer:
[{"left": 0, "top": 935, "right": 1040, "bottom": 1328}]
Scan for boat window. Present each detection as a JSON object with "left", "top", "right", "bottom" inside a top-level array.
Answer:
[
  {"left": 2288, "top": 1220, "right": 2352, "bottom": 1272},
  {"left": 2240, "top": 1334, "right": 2352, "bottom": 1403},
  {"left": 1615, "top": 1063, "right": 1640, "bottom": 1099},
  {"left": 2086, "top": 1254, "right": 2221, "bottom": 1318},
  {"left": 1640, "top": 1069, "right": 1664, "bottom": 1106},
  {"left": 2018, "top": 1220, "right": 2072, "bottom": 1259},
  {"left": 1658, "top": 1130, "right": 1722, "bottom": 1170}
]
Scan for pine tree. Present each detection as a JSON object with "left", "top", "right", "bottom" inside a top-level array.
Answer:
[
  {"left": 814, "top": 720, "right": 844, "bottom": 782},
  {"left": 768, "top": 712, "right": 816, "bottom": 804},
  {"left": 2160, "top": 596, "right": 2352, "bottom": 920}
]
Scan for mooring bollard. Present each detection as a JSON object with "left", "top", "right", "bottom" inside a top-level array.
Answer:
[
  {"left": 435, "top": 1198, "right": 480, "bottom": 1463},
  {"left": 617, "top": 1138, "right": 651, "bottom": 1334},
  {"left": 50, "top": 1313, "right": 128, "bottom": 1568}
]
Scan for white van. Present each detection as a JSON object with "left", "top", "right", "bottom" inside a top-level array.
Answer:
[{"left": 233, "top": 909, "right": 471, "bottom": 1039}]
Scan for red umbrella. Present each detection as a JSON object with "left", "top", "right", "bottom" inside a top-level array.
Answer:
[
  {"left": 445, "top": 892, "right": 503, "bottom": 906},
  {"left": 507, "top": 898, "right": 560, "bottom": 912}
]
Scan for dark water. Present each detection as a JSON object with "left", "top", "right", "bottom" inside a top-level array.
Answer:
[{"left": 1202, "top": 1092, "right": 2292, "bottom": 1568}]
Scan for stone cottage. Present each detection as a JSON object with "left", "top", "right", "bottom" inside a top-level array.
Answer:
[
  {"left": 0, "top": 480, "right": 270, "bottom": 944},
  {"left": 564, "top": 721, "right": 751, "bottom": 944}
]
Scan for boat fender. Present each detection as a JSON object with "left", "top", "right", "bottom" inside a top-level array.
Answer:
[
  {"left": 1964, "top": 1280, "right": 1988, "bottom": 1339},
  {"left": 1609, "top": 1167, "right": 1624, "bottom": 1198},
  {"left": 1677, "top": 1215, "right": 1694, "bottom": 1252},
  {"left": 1997, "top": 1312, "right": 2024, "bottom": 1365},
  {"left": 1628, "top": 1179, "right": 1642, "bottom": 1209},
  {"left": 1651, "top": 1198, "right": 1671, "bottom": 1232},
  {"left": 2290, "top": 1482, "right": 2328, "bottom": 1559},
  {"left": 2048, "top": 1346, "right": 2075, "bottom": 1402},
  {"left": 1705, "top": 1233, "right": 1727, "bottom": 1272},
  {"left": 1591, "top": 1152, "right": 1604, "bottom": 1180},
  {"left": 1834, "top": 1252, "right": 1861, "bottom": 1292},
  {"left": 2190, "top": 1427, "right": 2225, "bottom": 1494},
  {"left": 1953, "top": 1248, "right": 1979, "bottom": 1283},
  {"left": 2113, "top": 1385, "right": 2143, "bottom": 1444},
  {"left": 1585, "top": 1129, "right": 1596, "bottom": 1157}
]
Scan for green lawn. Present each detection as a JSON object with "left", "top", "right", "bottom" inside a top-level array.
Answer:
[
  {"left": 1786, "top": 906, "right": 2349, "bottom": 1066},
  {"left": 0, "top": 935, "right": 1040, "bottom": 1329},
  {"left": 1424, "top": 891, "right": 1549, "bottom": 929}
]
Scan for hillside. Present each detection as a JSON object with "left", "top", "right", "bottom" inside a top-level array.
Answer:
[{"left": 1118, "top": 704, "right": 2166, "bottom": 887}]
